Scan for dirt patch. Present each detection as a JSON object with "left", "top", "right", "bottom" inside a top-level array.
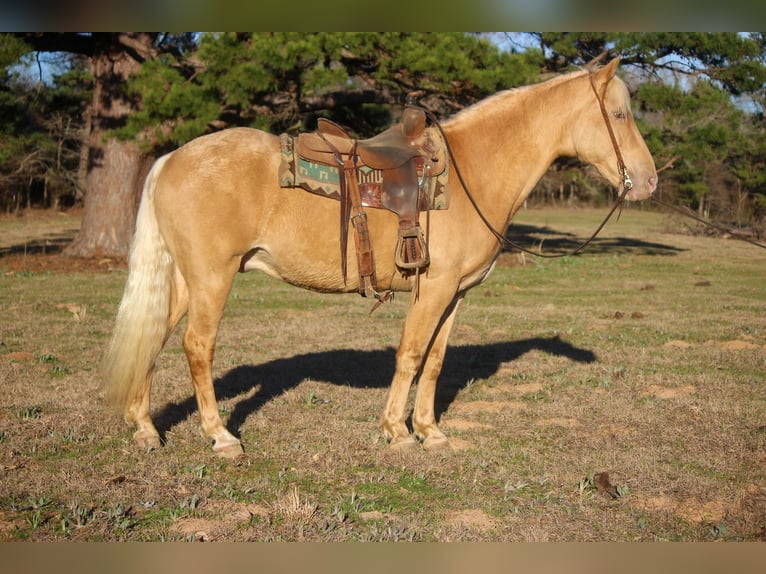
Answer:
[
  {"left": 169, "top": 500, "right": 272, "bottom": 541},
  {"left": 634, "top": 484, "right": 766, "bottom": 537},
  {"left": 664, "top": 340, "right": 693, "bottom": 349},
  {"left": 443, "top": 509, "right": 496, "bottom": 532},
  {"left": 0, "top": 511, "right": 21, "bottom": 537},
  {"left": 711, "top": 340, "right": 763, "bottom": 351},
  {"left": 509, "top": 382, "right": 544, "bottom": 394},
  {"left": 170, "top": 517, "right": 224, "bottom": 541},
  {"left": 447, "top": 438, "right": 475, "bottom": 452},
  {"left": 1, "top": 352, "right": 36, "bottom": 362},
  {"left": 663, "top": 338, "right": 766, "bottom": 351},
  {"left": 535, "top": 417, "right": 580, "bottom": 428},
  {"left": 634, "top": 495, "right": 726, "bottom": 524},
  {"left": 451, "top": 400, "right": 527, "bottom": 415},
  {"left": 732, "top": 484, "right": 766, "bottom": 540},
  {"left": 442, "top": 419, "right": 492, "bottom": 431},
  {"left": 642, "top": 385, "right": 697, "bottom": 399}
]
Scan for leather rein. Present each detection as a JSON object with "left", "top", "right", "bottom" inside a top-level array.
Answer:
[{"left": 427, "top": 70, "right": 635, "bottom": 259}]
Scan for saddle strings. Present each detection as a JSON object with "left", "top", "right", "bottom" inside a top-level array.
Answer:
[{"left": 422, "top": 70, "right": 634, "bottom": 260}]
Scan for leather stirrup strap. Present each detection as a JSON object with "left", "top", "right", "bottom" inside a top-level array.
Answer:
[
  {"left": 315, "top": 129, "right": 392, "bottom": 309},
  {"left": 343, "top": 153, "right": 377, "bottom": 298}
]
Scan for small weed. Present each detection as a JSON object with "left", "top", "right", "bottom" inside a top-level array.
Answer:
[
  {"left": 17, "top": 405, "right": 42, "bottom": 420},
  {"left": 332, "top": 489, "right": 376, "bottom": 521},
  {"left": 27, "top": 509, "right": 47, "bottom": 531},
  {"left": 503, "top": 480, "right": 530, "bottom": 495},
  {"left": 60, "top": 428, "right": 88, "bottom": 443},
  {"left": 187, "top": 464, "right": 207, "bottom": 479},
  {"left": 303, "top": 390, "right": 329, "bottom": 407},
  {"left": 329, "top": 505, "right": 348, "bottom": 524},
  {"left": 49, "top": 364, "right": 71, "bottom": 378},
  {"left": 398, "top": 470, "right": 429, "bottom": 492},
  {"left": 106, "top": 502, "right": 137, "bottom": 531},
  {"left": 35, "top": 353, "right": 71, "bottom": 377},
  {"left": 710, "top": 522, "right": 728, "bottom": 539},
  {"left": 61, "top": 500, "right": 94, "bottom": 530},
  {"left": 179, "top": 493, "right": 201, "bottom": 512},
  {"left": 28, "top": 495, "right": 52, "bottom": 510},
  {"left": 362, "top": 522, "right": 419, "bottom": 542},
  {"left": 583, "top": 374, "right": 612, "bottom": 388},
  {"left": 616, "top": 484, "right": 630, "bottom": 497},
  {"left": 578, "top": 473, "right": 596, "bottom": 495},
  {"left": 36, "top": 353, "right": 60, "bottom": 364},
  {"left": 268, "top": 486, "right": 318, "bottom": 531},
  {"left": 578, "top": 472, "right": 628, "bottom": 499}
]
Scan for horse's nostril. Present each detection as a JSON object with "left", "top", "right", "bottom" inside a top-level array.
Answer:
[{"left": 648, "top": 175, "right": 657, "bottom": 192}]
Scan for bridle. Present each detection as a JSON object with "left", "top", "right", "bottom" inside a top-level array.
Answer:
[
  {"left": 589, "top": 72, "right": 634, "bottom": 196},
  {"left": 428, "top": 69, "right": 635, "bottom": 259}
]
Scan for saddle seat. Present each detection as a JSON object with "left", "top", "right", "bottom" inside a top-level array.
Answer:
[{"left": 315, "top": 106, "right": 427, "bottom": 169}]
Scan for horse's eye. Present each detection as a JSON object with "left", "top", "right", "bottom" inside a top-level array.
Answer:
[{"left": 613, "top": 109, "right": 626, "bottom": 120}]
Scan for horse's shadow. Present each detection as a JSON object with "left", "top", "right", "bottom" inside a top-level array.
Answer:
[
  {"left": 504, "top": 222, "right": 684, "bottom": 256},
  {"left": 153, "top": 335, "right": 596, "bottom": 440}
]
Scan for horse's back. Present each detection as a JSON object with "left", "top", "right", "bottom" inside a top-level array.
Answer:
[
  {"left": 164, "top": 127, "right": 279, "bottom": 178},
  {"left": 156, "top": 127, "right": 280, "bottom": 210}
]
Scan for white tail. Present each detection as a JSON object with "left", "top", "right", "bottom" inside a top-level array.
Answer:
[{"left": 101, "top": 154, "right": 174, "bottom": 415}]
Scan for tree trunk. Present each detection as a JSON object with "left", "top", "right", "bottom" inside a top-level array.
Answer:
[
  {"left": 64, "top": 34, "right": 154, "bottom": 258},
  {"left": 65, "top": 138, "right": 150, "bottom": 257}
]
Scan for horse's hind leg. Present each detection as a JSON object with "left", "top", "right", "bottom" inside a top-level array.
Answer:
[
  {"left": 124, "top": 266, "right": 189, "bottom": 450},
  {"left": 126, "top": 377, "right": 161, "bottom": 450},
  {"left": 183, "top": 267, "right": 243, "bottom": 458}
]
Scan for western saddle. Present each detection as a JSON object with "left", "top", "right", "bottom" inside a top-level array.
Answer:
[{"left": 286, "top": 107, "right": 448, "bottom": 303}]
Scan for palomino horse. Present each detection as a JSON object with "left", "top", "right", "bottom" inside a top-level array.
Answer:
[{"left": 103, "top": 57, "right": 657, "bottom": 457}]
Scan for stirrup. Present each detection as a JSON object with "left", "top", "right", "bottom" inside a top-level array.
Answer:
[{"left": 395, "top": 222, "right": 429, "bottom": 271}]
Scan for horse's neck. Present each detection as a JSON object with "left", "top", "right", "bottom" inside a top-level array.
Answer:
[{"left": 444, "top": 77, "right": 582, "bottom": 218}]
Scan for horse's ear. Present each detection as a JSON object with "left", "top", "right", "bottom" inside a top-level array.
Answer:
[
  {"left": 592, "top": 56, "right": 621, "bottom": 90},
  {"left": 602, "top": 56, "right": 621, "bottom": 80}
]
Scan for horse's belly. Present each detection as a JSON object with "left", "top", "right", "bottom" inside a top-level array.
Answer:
[
  {"left": 238, "top": 244, "right": 357, "bottom": 293},
  {"left": 239, "top": 238, "right": 415, "bottom": 295}
]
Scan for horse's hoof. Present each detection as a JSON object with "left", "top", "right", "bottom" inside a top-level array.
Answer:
[
  {"left": 214, "top": 442, "right": 245, "bottom": 459},
  {"left": 133, "top": 431, "right": 162, "bottom": 451},
  {"left": 389, "top": 435, "right": 419, "bottom": 452},
  {"left": 422, "top": 435, "right": 452, "bottom": 453}
]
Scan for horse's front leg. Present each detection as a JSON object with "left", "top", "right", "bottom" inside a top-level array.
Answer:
[
  {"left": 184, "top": 271, "right": 243, "bottom": 458},
  {"left": 412, "top": 295, "right": 463, "bottom": 451},
  {"left": 381, "top": 284, "right": 460, "bottom": 450}
]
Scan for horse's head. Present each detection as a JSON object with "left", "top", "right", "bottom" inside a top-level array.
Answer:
[{"left": 575, "top": 57, "right": 657, "bottom": 201}]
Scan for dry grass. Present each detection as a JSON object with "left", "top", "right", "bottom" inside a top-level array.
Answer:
[{"left": 1, "top": 206, "right": 765, "bottom": 541}]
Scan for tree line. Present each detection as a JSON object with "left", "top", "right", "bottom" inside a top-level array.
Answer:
[{"left": 1, "top": 32, "right": 764, "bottom": 256}]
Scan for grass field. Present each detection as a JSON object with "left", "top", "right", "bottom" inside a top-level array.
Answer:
[{"left": 1, "top": 206, "right": 764, "bottom": 541}]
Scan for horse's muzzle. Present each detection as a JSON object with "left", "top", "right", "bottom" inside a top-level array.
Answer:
[{"left": 625, "top": 173, "right": 657, "bottom": 201}]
